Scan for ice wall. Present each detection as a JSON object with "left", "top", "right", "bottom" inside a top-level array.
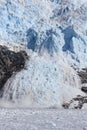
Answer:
[{"left": 0, "top": 0, "right": 87, "bottom": 66}]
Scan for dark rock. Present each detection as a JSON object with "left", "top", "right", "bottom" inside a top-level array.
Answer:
[
  {"left": 82, "top": 68, "right": 87, "bottom": 72},
  {"left": 62, "top": 103, "right": 70, "bottom": 109},
  {"left": 78, "top": 70, "right": 87, "bottom": 84},
  {"left": 0, "top": 45, "right": 28, "bottom": 90},
  {"left": 63, "top": 95, "right": 87, "bottom": 109},
  {"left": 81, "top": 86, "right": 87, "bottom": 93},
  {"left": 72, "top": 96, "right": 87, "bottom": 109}
]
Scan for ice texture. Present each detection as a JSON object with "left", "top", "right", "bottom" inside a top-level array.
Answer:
[{"left": 0, "top": 0, "right": 87, "bottom": 108}]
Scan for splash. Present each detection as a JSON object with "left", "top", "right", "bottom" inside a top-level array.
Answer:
[{"left": 0, "top": 52, "right": 85, "bottom": 108}]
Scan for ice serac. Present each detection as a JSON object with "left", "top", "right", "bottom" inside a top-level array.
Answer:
[{"left": 0, "top": 0, "right": 87, "bottom": 108}]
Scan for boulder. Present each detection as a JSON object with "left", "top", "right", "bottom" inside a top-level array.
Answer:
[
  {"left": 78, "top": 69, "right": 87, "bottom": 84},
  {"left": 0, "top": 45, "right": 28, "bottom": 90},
  {"left": 81, "top": 86, "right": 87, "bottom": 93}
]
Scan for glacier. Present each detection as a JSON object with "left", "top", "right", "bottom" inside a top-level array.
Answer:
[{"left": 0, "top": 0, "right": 87, "bottom": 108}]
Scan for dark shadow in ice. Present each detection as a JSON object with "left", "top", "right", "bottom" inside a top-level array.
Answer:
[
  {"left": 26, "top": 28, "right": 38, "bottom": 51},
  {"left": 50, "top": 0, "right": 60, "bottom": 4},
  {"left": 39, "top": 29, "right": 58, "bottom": 56},
  {"left": 60, "top": 26, "right": 86, "bottom": 53}
]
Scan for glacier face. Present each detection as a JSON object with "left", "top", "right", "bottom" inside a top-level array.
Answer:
[
  {"left": 0, "top": 0, "right": 87, "bottom": 108},
  {"left": 0, "top": 0, "right": 87, "bottom": 66}
]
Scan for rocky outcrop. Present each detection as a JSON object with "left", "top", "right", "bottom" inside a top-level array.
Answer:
[
  {"left": 78, "top": 68, "right": 87, "bottom": 93},
  {"left": 78, "top": 69, "right": 87, "bottom": 84},
  {"left": 62, "top": 95, "right": 87, "bottom": 109},
  {"left": 62, "top": 69, "right": 87, "bottom": 109},
  {"left": 0, "top": 45, "right": 28, "bottom": 90}
]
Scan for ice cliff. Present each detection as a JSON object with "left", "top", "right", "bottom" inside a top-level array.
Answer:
[{"left": 0, "top": 0, "right": 87, "bottom": 108}]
